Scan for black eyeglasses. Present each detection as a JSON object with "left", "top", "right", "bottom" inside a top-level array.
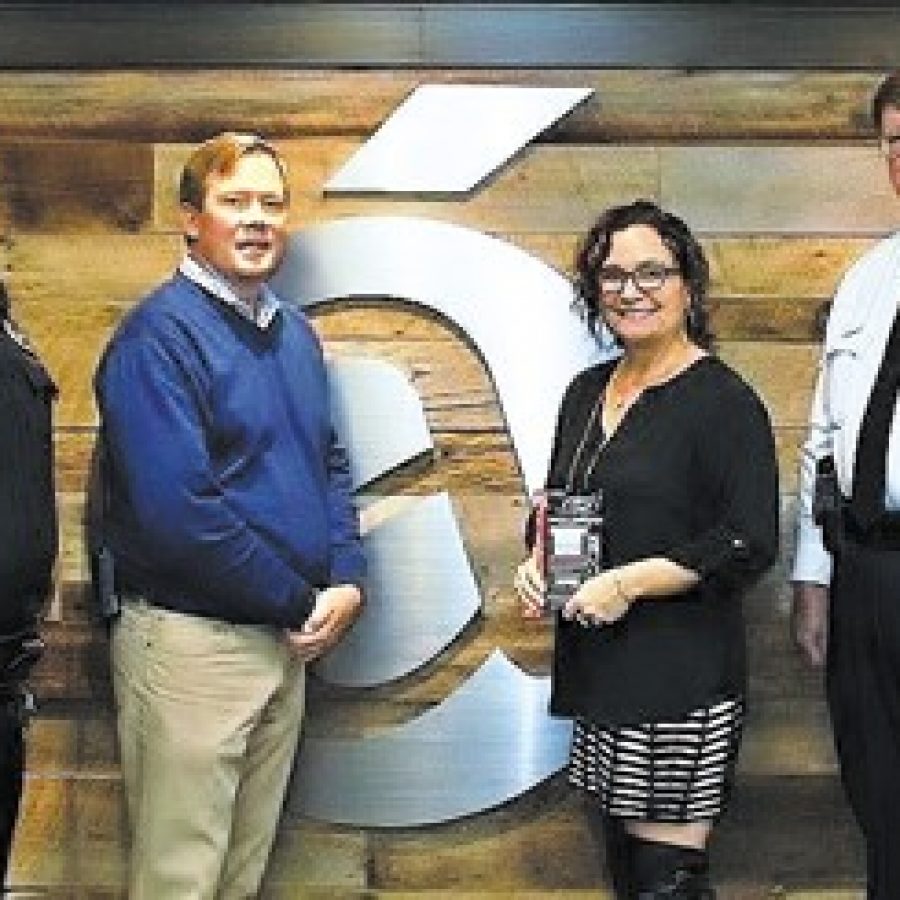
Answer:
[
  {"left": 597, "top": 261, "right": 681, "bottom": 297},
  {"left": 879, "top": 134, "right": 900, "bottom": 159}
]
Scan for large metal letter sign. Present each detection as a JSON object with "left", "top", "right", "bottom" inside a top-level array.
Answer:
[
  {"left": 276, "top": 85, "right": 615, "bottom": 827},
  {"left": 296, "top": 651, "right": 573, "bottom": 828},
  {"left": 319, "top": 359, "right": 482, "bottom": 687},
  {"left": 272, "top": 216, "right": 605, "bottom": 497},
  {"left": 326, "top": 84, "right": 592, "bottom": 194}
]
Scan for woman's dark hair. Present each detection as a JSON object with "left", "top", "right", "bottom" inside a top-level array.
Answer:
[
  {"left": 872, "top": 71, "right": 900, "bottom": 130},
  {"left": 573, "top": 198, "right": 714, "bottom": 351}
]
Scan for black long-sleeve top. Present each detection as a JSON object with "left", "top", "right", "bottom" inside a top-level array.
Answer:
[
  {"left": 0, "top": 321, "right": 57, "bottom": 635},
  {"left": 544, "top": 356, "right": 779, "bottom": 725}
]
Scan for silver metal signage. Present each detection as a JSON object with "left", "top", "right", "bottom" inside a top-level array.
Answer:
[
  {"left": 325, "top": 84, "right": 591, "bottom": 194},
  {"left": 275, "top": 83, "right": 614, "bottom": 827},
  {"left": 272, "top": 216, "right": 609, "bottom": 497},
  {"left": 314, "top": 493, "right": 482, "bottom": 688},
  {"left": 290, "top": 650, "right": 573, "bottom": 828},
  {"left": 328, "top": 356, "right": 433, "bottom": 491}
]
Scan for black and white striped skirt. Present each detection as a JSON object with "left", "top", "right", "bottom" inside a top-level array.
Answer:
[{"left": 567, "top": 696, "right": 745, "bottom": 822}]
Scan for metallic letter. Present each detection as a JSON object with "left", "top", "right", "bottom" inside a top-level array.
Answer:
[
  {"left": 328, "top": 356, "right": 433, "bottom": 491},
  {"left": 325, "top": 84, "right": 592, "bottom": 194},
  {"left": 291, "top": 649, "right": 573, "bottom": 827},
  {"left": 316, "top": 493, "right": 481, "bottom": 688},
  {"left": 272, "top": 215, "right": 610, "bottom": 496}
]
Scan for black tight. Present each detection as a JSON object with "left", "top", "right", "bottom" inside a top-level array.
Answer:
[
  {"left": 629, "top": 835, "right": 713, "bottom": 898},
  {"left": 599, "top": 821, "right": 715, "bottom": 899}
]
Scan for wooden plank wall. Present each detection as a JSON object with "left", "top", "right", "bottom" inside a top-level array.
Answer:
[{"left": 2, "top": 69, "right": 887, "bottom": 897}]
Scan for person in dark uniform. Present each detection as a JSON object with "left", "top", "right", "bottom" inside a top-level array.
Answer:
[
  {"left": 792, "top": 71, "right": 900, "bottom": 900},
  {"left": 515, "top": 200, "right": 779, "bottom": 898},
  {"left": 0, "top": 281, "right": 57, "bottom": 888}
]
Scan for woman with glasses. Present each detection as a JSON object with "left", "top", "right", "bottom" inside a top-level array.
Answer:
[{"left": 515, "top": 199, "right": 779, "bottom": 898}]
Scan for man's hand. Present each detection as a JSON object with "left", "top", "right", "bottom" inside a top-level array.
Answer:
[
  {"left": 285, "top": 584, "right": 363, "bottom": 663},
  {"left": 791, "top": 582, "right": 829, "bottom": 668}
]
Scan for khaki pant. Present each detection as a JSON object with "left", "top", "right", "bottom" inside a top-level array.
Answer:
[{"left": 111, "top": 600, "right": 305, "bottom": 900}]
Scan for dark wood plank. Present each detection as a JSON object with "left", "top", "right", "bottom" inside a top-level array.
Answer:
[{"left": 0, "top": 141, "right": 153, "bottom": 232}]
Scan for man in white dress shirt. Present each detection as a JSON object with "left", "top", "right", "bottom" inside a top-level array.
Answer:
[{"left": 792, "top": 72, "right": 900, "bottom": 900}]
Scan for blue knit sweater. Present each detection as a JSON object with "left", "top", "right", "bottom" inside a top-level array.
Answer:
[{"left": 95, "top": 273, "right": 365, "bottom": 628}]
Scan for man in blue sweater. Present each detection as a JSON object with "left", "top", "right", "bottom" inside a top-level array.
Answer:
[{"left": 95, "top": 132, "right": 366, "bottom": 899}]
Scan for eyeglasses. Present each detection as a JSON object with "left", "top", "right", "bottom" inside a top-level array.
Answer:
[
  {"left": 597, "top": 261, "right": 681, "bottom": 297},
  {"left": 878, "top": 134, "right": 900, "bottom": 159}
]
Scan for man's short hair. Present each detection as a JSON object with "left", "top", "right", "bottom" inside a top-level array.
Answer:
[
  {"left": 872, "top": 72, "right": 900, "bottom": 130},
  {"left": 178, "top": 132, "right": 289, "bottom": 210}
]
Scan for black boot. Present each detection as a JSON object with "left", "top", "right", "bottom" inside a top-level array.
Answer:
[
  {"left": 601, "top": 816, "right": 633, "bottom": 898},
  {"left": 629, "top": 836, "right": 715, "bottom": 899}
]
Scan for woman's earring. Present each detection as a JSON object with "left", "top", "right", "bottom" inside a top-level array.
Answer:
[{"left": 685, "top": 302, "right": 698, "bottom": 334}]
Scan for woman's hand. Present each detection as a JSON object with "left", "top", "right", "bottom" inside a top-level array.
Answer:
[
  {"left": 563, "top": 570, "right": 632, "bottom": 627},
  {"left": 514, "top": 553, "right": 546, "bottom": 619}
]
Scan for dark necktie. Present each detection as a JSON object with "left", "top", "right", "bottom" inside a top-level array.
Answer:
[{"left": 849, "top": 308, "right": 900, "bottom": 531}]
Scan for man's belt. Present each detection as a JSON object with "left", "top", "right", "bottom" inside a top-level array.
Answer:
[
  {"left": 844, "top": 510, "right": 900, "bottom": 551},
  {"left": 0, "top": 631, "right": 43, "bottom": 682},
  {"left": 0, "top": 687, "right": 36, "bottom": 726}
]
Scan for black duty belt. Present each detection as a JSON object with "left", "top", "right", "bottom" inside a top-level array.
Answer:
[
  {"left": 844, "top": 510, "right": 900, "bottom": 551},
  {"left": 0, "top": 687, "right": 35, "bottom": 725}
]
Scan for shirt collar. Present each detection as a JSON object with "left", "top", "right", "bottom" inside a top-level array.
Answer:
[{"left": 178, "top": 255, "right": 281, "bottom": 330}]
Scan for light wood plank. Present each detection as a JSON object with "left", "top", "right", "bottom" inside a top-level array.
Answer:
[
  {"left": 262, "top": 822, "right": 369, "bottom": 893},
  {"left": 705, "top": 237, "right": 872, "bottom": 299},
  {"left": 11, "top": 776, "right": 126, "bottom": 888},
  {"left": 719, "top": 341, "right": 819, "bottom": 428},
  {"left": 7, "top": 232, "right": 180, "bottom": 306},
  {"left": 663, "top": 145, "right": 898, "bottom": 234}
]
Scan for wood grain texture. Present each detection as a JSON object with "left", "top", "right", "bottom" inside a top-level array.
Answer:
[
  {"left": 15, "top": 289, "right": 823, "bottom": 433},
  {"left": 0, "top": 141, "right": 153, "bottom": 232},
  {"left": 6, "top": 232, "right": 871, "bottom": 303},
  {"left": 160, "top": 141, "right": 900, "bottom": 237},
  {"left": 3, "top": 64, "right": 883, "bottom": 898},
  {"left": 153, "top": 141, "right": 661, "bottom": 234},
  {"left": 662, "top": 145, "right": 896, "bottom": 234},
  {"left": 0, "top": 70, "right": 881, "bottom": 142}
]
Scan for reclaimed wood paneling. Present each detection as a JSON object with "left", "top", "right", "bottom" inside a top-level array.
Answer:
[
  {"left": 3, "top": 65, "right": 882, "bottom": 897},
  {"left": 158, "top": 142, "right": 900, "bottom": 235},
  {"left": 663, "top": 145, "right": 895, "bottom": 234},
  {"left": 0, "top": 70, "right": 882, "bottom": 143},
  {"left": 0, "top": 141, "right": 153, "bottom": 233},
  {"left": 5, "top": 232, "right": 862, "bottom": 306},
  {"left": 153, "top": 141, "right": 661, "bottom": 234},
  {"left": 12, "top": 774, "right": 126, "bottom": 889},
  {"left": 12, "top": 280, "right": 824, "bottom": 432},
  {"left": 6, "top": 233, "right": 181, "bottom": 305}
]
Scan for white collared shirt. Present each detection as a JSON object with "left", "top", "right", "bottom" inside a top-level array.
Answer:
[
  {"left": 792, "top": 232, "right": 900, "bottom": 585},
  {"left": 178, "top": 255, "right": 281, "bottom": 330}
]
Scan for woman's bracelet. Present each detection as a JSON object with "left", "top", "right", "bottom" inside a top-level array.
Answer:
[{"left": 612, "top": 572, "right": 632, "bottom": 605}]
